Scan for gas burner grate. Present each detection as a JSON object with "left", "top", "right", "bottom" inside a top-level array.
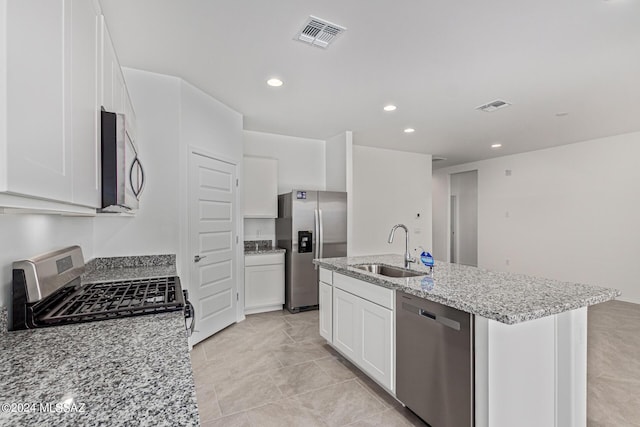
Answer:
[{"left": 39, "top": 276, "right": 183, "bottom": 325}]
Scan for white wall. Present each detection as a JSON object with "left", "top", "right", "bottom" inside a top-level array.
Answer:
[
  {"left": 432, "top": 131, "right": 640, "bottom": 303},
  {"left": 243, "top": 218, "right": 275, "bottom": 243},
  {"left": 0, "top": 215, "right": 94, "bottom": 309},
  {"left": 243, "top": 130, "right": 325, "bottom": 194},
  {"left": 351, "top": 145, "right": 432, "bottom": 257},
  {"left": 325, "top": 131, "right": 352, "bottom": 192},
  {"left": 180, "top": 80, "right": 243, "bottom": 161},
  {"left": 93, "top": 69, "right": 181, "bottom": 258}
]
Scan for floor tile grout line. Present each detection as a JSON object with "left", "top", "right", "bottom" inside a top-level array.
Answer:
[
  {"left": 341, "top": 406, "right": 392, "bottom": 427},
  {"left": 276, "top": 369, "right": 356, "bottom": 399},
  {"left": 353, "top": 376, "right": 398, "bottom": 410},
  {"left": 210, "top": 384, "right": 285, "bottom": 421},
  {"left": 291, "top": 377, "right": 357, "bottom": 401},
  {"left": 312, "top": 358, "right": 358, "bottom": 384}
]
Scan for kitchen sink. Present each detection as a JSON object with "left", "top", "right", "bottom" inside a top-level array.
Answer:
[{"left": 352, "top": 263, "right": 426, "bottom": 278}]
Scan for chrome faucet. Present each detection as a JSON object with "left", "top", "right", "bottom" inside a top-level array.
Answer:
[{"left": 388, "top": 224, "right": 416, "bottom": 268}]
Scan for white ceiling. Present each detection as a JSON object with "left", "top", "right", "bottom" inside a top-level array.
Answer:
[{"left": 101, "top": 0, "right": 640, "bottom": 168}]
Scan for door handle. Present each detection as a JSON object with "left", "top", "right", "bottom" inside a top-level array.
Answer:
[
  {"left": 194, "top": 255, "right": 207, "bottom": 263},
  {"left": 314, "top": 209, "right": 319, "bottom": 270},
  {"left": 318, "top": 208, "right": 324, "bottom": 259}
]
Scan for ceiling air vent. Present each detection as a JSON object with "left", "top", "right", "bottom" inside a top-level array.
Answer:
[
  {"left": 295, "top": 16, "right": 346, "bottom": 48},
  {"left": 476, "top": 99, "right": 512, "bottom": 112}
]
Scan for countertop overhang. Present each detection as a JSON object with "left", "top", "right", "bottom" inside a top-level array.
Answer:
[
  {"left": 314, "top": 254, "right": 620, "bottom": 324},
  {"left": 0, "top": 257, "right": 199, "bottom": 426}
]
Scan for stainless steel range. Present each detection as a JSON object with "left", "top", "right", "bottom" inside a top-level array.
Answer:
[{"left": 11, "top": 246, "right": 190, "bottom": 331}]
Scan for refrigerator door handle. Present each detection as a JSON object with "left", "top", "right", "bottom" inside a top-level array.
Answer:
[
  {"left": 314, "top": 208, "right": 319, "bottom": 270},
  {"left": 318, "top": 208, "right": 324, "bottom": 259}
]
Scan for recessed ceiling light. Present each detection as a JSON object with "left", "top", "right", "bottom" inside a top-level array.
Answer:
[
  {"left": 383, "top": 105, "right": 397, "bottom": 112},
  {"left": 267, "top": 78, "right": 283, "bottom": 87},
  {"left": 491, "top": 143, "right": 502, "bottom": 149},
  {"left": 404, "top": 128, "right": 415, "bottom": 133}
]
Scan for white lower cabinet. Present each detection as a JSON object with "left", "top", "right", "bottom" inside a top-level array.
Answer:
[
  {"left": 325, "top": 270, "right": 394, "bottom": 392},
  {"left": 359, "top": 297, "right": 393, "bottom": 388},
  {"left": 244, "top": 253, "right": 284, "bottom": 315},
  {"left": 319, "top": 281, "right": 333, "bottom": 341},
  {"left": 333, "top": 288, "right": 359, "bottom": 361}
]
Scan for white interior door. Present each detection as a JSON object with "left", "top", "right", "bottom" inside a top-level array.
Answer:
[{"left": 189, "top": 152, "right": 237, "bottom": 345}]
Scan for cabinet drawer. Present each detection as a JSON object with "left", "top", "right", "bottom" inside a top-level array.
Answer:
[
  {"left": 245, "top": 252, "right": 284, "bottom": 267},
  {"left": 334, "top": 273, "right": 394, "bottom": 310},
  {"left": 319, "top": 268, "right": 333, "bottom": 285}
]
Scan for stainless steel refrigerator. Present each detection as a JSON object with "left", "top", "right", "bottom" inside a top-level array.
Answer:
[{"left": 276, "top": 190, "right": 347, "bottom": 312}]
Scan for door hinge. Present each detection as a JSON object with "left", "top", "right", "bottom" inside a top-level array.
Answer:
[
  {"left": 236, "top": 236, "right": 239, "bottom": 244},
  {"left": 236, "top": 178, "right": 239, "bottom": 187},
  {"left": 236, "top": 292, "right": 239, "bottom": 301}
]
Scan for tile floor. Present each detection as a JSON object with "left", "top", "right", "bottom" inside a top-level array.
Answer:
[
  {"left": 192, "top": 300, "right": 640, "bottom": 427},
  {"left": 587, "top": 300, "right": 640, "bottom": 427}
]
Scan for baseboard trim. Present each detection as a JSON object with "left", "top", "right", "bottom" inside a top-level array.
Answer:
[{"left": 615, "top": 296, "right": 640, "bottom": 305}]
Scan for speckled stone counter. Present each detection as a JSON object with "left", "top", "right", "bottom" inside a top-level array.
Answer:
[
  {"left": 1, "top": 307, "right": 7, "bottom": 334},
  {"left": 314, "top": 254, "right": 620, "bottom": 324},
  {"left": 0, "top": 313, "right": 197, "bottom": 426},
  {"left": 83, "top": 255, "right": 176, "bottom": 283},
  {"left": 0, "top": 256, "right": 199, "bottom": 426},
  {"left": 243, "top": 240, "right": 286, "bottom": 255},
  {"left": 244, "top": 248, "right": 286, "bottom": 255}
]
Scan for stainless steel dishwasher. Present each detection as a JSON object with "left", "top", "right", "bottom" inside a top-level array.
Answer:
[{"left": 396, "top": 291, "right": 474, "bottom": 427}]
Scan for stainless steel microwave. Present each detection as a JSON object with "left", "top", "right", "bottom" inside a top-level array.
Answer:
[{"left": 100, "top": 110, "right": 144, "bottom": 212}]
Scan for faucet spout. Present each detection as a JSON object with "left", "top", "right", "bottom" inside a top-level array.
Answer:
[{"left": 388, "top": 224, "right": 415, "bottom": 268}]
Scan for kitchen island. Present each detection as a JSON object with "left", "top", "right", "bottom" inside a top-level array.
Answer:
[
  {"left": 314, "top": 254, "right": 620, "bottom": 427},
  {"left": 0, "top": 256, "right": 198, "bottom": 427}
]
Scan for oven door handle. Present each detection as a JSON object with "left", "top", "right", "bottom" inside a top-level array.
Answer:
[
  {"left": 186, "top": 300, "right": 196, "bottom": 336},
  {"left": 182, "top": 289, "right": 196, "bottom": 337}
]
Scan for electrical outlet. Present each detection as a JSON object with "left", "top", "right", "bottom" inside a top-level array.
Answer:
[{"left": 505, "top": 259, "right": 510, "bottom": 266}]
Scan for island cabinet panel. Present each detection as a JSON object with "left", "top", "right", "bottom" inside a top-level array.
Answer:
[
  {"left": 474, "top": 307, "right": 588, "bottom": 427},
  {"left": 319, "top": 281, "right": 333, "bottom": 341},
  {"left": 358, "top": 297, "right": 393, "bottom": 389},
  {"left": 319, "top": 267, "right": 332, "bottom": 285},
  {"left": 330, "top": 275, "right": 395, "bottom": 392},
  {"left": 333, "top": 288, "right": 359, "bottom": 361}
]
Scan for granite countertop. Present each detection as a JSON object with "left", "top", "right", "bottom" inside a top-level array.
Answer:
[
  {"left": 314, "top": 254, "right": 620, "bottom": 325},
  {"left": 82, "top": 255, "right": 177, "bottom": 283},
  {"left": 244, "top": 248, "right": 286, "bottom": 255},
  {"left": 243, "top": 240, "right": 286, "bottom": 255},
  {"left": 0, "top": 255, "right": 199, "bottom": 426}
]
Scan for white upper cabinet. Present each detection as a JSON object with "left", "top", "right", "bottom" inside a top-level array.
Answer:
[
  {"left": 243, "top": 157, "right": 278, "bottom": 218},
  {"left": 3, "top": 0, "right": 73, "bottom": 203},
  {"left": 0, "top": 0, "right": 134, "bottom": 212},
  {"left": 71, "top": 0, "right": 101, "bottom": 208},
  {"left": 1, "top": 0, "right": 101, "bottom": 210}
]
